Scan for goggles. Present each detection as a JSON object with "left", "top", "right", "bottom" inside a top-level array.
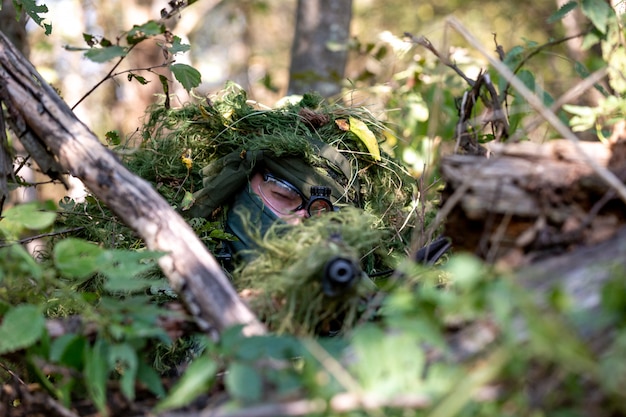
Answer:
[{"left": 257, "top": 172, "right": 334, "bottom": 217}]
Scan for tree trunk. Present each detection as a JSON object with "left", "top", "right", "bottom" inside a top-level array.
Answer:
[
  {"left": 287, "top": 0, "right": 352, "bottom": 97},
  {"left": 0, "top": 31, "right": 266, "bottom": 337}
]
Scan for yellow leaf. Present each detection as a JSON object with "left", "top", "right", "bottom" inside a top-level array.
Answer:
[
  {"left": 348, "top": 117, "right": 381, "bottom": 161},
  {"left": 181, "top": 149, "right": 193, "bottom": 169}
]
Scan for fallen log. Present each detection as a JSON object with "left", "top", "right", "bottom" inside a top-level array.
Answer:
[
  {"left": 440, "top": 139, "right": 626, "bottom": 266},
  {"left": 0, "top": 31, "right": 265, "bottom": 337}
]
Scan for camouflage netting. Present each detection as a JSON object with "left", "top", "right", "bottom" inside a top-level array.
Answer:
[{"left": 127, "top": 83, "right": 421, "bottom": 335}]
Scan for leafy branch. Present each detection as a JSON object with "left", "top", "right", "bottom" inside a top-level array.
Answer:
[{"left": 67, "top": 21, "right": 201, "bottom": 110}]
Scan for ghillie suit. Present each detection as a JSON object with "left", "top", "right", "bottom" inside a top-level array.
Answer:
[{"left": 138, "top": 83, "right": 421, "bottom": 335}]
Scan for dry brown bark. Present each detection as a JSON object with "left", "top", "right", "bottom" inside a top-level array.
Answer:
[
  {"left": 0, "top": 31, "right": 265, "bottom": 337},
  {"left": 440, "top": 139, "right": 626, "bottom": 266}
]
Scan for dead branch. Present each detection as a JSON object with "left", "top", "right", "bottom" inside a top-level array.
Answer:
[{"left": 404, "top": 32, "right": 476, "bottom": 87}]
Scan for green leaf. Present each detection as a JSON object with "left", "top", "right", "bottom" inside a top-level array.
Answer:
[
  {"left": 0, "top": 201, "right": 56, "bottom": 239},
  {"left": 50, "top": 334, "right": 87, "bottom": 370},
  {"left": 170, "top": 63, "right": 202, "bottom": 92},
  {"left": 83, "top": 33, "right": 97, "bottom": 47},
  {"left": 108, "top": 343, "right": 138, "bottom": 401},
  {"left": 155, "top": 355, "right": 217, "bottom": 412},
  {"left": 98, "top": 249, "right": 160, "bottom": 279},
  {"left": 159, "top": 74, "right": 171, "bottom": 109},
  {"left": 0, "top": 304, "right": 46, "bottom": 354},
  {"left": 14, "top": 0, "right": 51, "bottom": 35},
  {"left": 126, "top": 21, "right": 165, "bottom": 45},
  {"left": 53, "top": 238, "right": 103, "bottom": 280},
  {"left": 137, "top": 360, "right": 165, "bottom": 397},
  {"left": 84, "top": 339, "right": 109, "bottom": 415},
  {"left": 582, "top": 28, "right": 603, "bottom": 50},
  {"left": 349, "top": 324, "right": 427, "bottom": 396},
  {"left": 563, "top": 103, "right": 598, "bottom": 131},
  {"left": 225, "top": 362, "right": 263, "bottom": 403},
  {"left": 581, "top": 0, "right": 613, "bottom": 34},
  {"left": 503, "top": 45, "right": 525, "bottom": 69},
  {"left": 444, "top": 253, "right": 486, "bottom": 291},
  {"left": 103, "top": 276, "right": 154, "bottom": 292},
  {"left": 0, "top": 245, "right": 43, "bottom": 281},
  {"left": 516, "top": 69, "right": 535, "bottom": 92},
  {"left": 98, "top": 249, "right": 162, "bottom": 292},
  {"left": 127, "top": 73, "right": 149, "bottom": 85},
  {"left": 547, "top": 1, "right": 578, "bottom": 23},
  {"left": 168, "top": 36, "right": 191, "bottom": 55},
  {"left": 234, "top": 334, "right": 301, "bottom": 361},
  {"left": 105, "top": 130, "right": 121, "bottom": 146},
  {"left": 85, "top": 45, "right": 127, "bottom": 63},
  {"left": 180, "top": 191, "right": 195, "bottom": 211}
]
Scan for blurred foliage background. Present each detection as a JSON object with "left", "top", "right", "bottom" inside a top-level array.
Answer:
[
  {"left": 3, "top": 0, "right": 625, "bottom": 415},
  {"left": 20, "top": 0, "right": 590, "bottom": 141},
  {"left": 11, "top": 0, "right": 600, "bottom": 204}
]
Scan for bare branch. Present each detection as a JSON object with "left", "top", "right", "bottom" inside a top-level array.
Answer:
[{"left": 404, "top": 32, "right": 476, "bottom": 87}]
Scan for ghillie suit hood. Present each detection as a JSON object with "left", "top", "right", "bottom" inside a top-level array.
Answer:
[
  {"left": 140, "top": 83, "right": 419, "bottom": 335},
  {"left": 189, "top": 136, "right": 359, "bottom": 219}
]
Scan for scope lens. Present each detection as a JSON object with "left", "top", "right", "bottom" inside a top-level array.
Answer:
[{"left": 308, "top": 198, "right": 333, "bottom": 216}]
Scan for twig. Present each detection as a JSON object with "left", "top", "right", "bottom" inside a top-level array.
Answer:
[
  {"left": 0, "top": 227, "right": 85, "bottom": 248},
  {"left": 508, "top": 66, "right": 608, "bottom": 142},
  {"left": 72, "top": 45, "right": 135, "bottom": 110},
  {"left": 504, "top": 32, "right": 590, "bottom": 102},
  {"left": 446, "top": 16, "right": 626, "bottom": 206},
  {"left": 404, "top": 32, "right": 476, "bottom": 87}
]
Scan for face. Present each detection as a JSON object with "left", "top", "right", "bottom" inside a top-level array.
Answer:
[{"left": 249, "top": 172, "right": 309, "bottom": 225}]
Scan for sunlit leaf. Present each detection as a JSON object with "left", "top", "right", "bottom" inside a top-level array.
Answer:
[
  {"left": 348, "top": 117, "right": 381, "bottom": 161},
  {"left": 350, "top": 324, "right": 426, "bottom": 396},
  {"left": 444, "top": 253, "right": 485, "bottom": 290},
  {"left": 0, "top": 304, "right": 46, "bottom": 354}
]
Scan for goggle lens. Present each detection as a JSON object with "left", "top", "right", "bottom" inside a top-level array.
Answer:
[
  {"left": 258, "top": 172, "right": 334, "bottom": 218},
  {"left": 258, "top": 173, "right": 306, "bottom": 215}
]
